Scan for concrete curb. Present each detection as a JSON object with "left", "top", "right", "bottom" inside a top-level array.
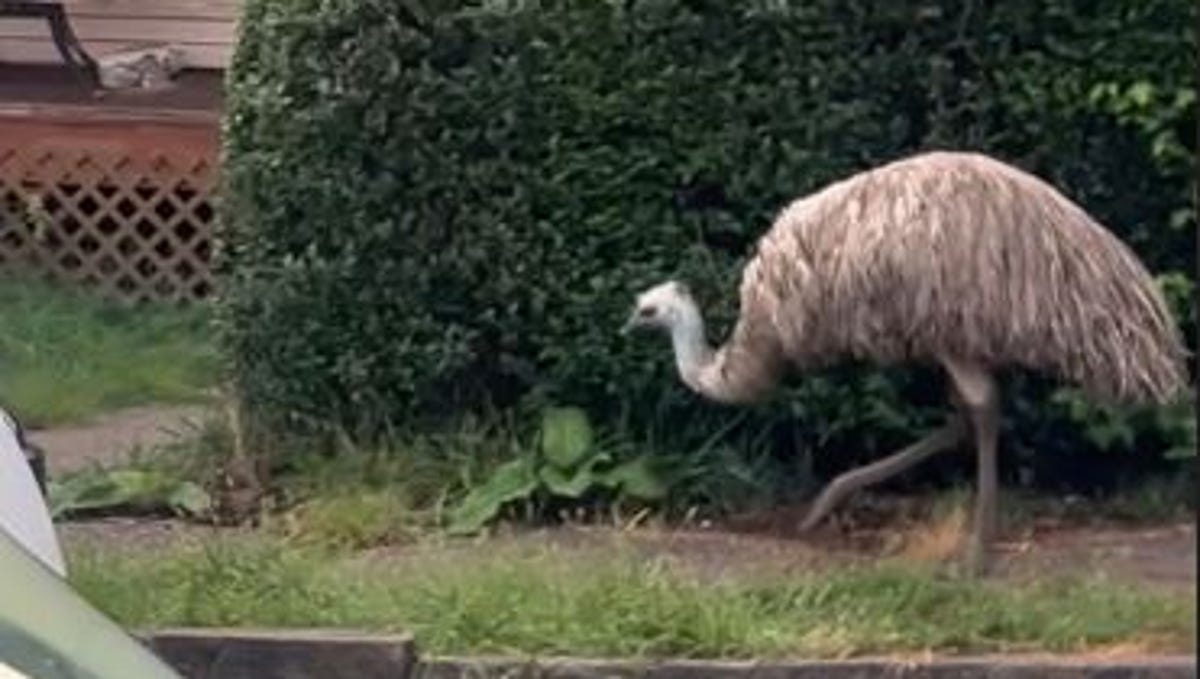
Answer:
[
  {"left": 419, "top": 656, "right": 1197, "bottom": 679},
  {"left": 141, "top": 630, "right": 1197, "bottom": 679},
  {"left": 145, "top": 628, "right": 417, "bottom": 679}
]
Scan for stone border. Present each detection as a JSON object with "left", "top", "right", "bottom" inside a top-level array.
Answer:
[
  {"left": 141, "top": 630, "right": 1196, "bottom": 679},
  {"left": 145, "top": 629, "right": 417, "bottom": 679}
]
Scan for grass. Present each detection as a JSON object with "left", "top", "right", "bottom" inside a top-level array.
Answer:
[
  {"left": 68, "top": 535, "right": 1194, "bottom": 659},
  {"left": 271, "top": 490, "right": 423, "bottom": 549},
  {"left": 0, "top": 276, "right": 218, "bottom": 426},
  {"left": 50, "top": 411, "right": 1197, "bottom": 660},
  {"left": 896, "top": 491, "right": 970, "bottom": 564}
]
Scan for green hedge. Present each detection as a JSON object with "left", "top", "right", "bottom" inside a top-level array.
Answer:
[{"left": 220, "top": 0, "right": 1195, "bottom": 492}]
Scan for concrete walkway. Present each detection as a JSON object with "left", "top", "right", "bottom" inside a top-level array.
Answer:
[{"left": 27, "top": 404, "right": 210, "bottom": 474}]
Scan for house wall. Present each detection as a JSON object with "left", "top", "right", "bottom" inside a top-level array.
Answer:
[{"left": 0, "top": 0, "right": 242, "bottom": 70}]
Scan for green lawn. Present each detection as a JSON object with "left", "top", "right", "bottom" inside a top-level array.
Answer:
[
  {"left": 69, "top": 535, "right": 1194, "bottom": 659},
  {"left": 0, "top": 276, "right": 218, "bottom": 426}
]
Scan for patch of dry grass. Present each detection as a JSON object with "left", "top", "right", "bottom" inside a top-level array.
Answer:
[{"left": 897, "top": 499, "right": 969, "bottom": 564}]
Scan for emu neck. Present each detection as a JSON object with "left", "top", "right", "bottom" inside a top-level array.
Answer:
[
  {"left": 668, "top": 300, "right": 782, "bottom": 405},
  {"left": 670, "top": 305, "right": 715, "bottom": 393}
]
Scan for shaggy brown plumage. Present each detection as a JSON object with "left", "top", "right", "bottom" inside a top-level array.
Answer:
[{"left": 711, "top": 151, "right": 1188, "bottom": 405}]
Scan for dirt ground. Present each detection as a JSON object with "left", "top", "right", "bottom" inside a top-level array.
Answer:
[
  {"left": 38, "top": 404, "right": 1197, "bottom": 591},
  {"left": 57, "top": 511, "right": 1196, "bottom": 591}
]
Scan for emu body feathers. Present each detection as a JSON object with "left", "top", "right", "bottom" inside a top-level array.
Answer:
[{"left": 710, "top": 151, "right": 1187, "bottom": 405}]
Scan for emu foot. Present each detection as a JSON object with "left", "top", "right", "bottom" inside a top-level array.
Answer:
[{"left": 797, "top": 502, "right": 837, "bottom": 535}]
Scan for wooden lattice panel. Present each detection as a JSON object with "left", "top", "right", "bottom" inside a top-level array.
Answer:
[{"left": 0, "top": 127, "right": 217, "bottom": 303}]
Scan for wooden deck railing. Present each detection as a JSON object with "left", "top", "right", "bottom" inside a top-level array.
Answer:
[{"left": 0, "top": 108, "right": 219, "bottom": 302}]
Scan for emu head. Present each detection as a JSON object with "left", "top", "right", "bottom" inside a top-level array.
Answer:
[{"left": 620, "top": 280, "right": 695, "bottom": 335}]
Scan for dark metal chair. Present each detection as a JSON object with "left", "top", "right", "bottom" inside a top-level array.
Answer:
[{"left": 0, "top": 1, "right": 100, "bottom": 88}]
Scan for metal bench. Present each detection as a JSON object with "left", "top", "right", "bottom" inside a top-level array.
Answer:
[{"left": 0, "top": 0, "right": 99, "bottom": 87}]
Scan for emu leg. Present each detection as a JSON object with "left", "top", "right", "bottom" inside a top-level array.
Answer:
[
  {"left": 798, "top": 417, "right": 966, "bottom": 533},
  {"left": 942, "top": 358, "right": 1001, "bottom": 577}
]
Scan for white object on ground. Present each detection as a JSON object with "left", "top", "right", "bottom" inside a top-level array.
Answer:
[
  {"left": 97, "top": 42, "right": 186, "bottom": 90},
  {"left": 0, "top": 409, "right": 66, "bottom": 577}
]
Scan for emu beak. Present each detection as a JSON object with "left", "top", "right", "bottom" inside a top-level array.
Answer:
[{"left": 620, "top": 312, "right": 639, "bottom": 336}]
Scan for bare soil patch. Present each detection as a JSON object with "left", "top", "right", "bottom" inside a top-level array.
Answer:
[{"left": 58, "top": 508, "right": 1195, "bottom": 592}]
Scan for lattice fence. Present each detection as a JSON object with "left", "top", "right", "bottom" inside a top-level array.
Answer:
[{"left": 0, "top": 142, "right": 217, "bottom": 302}]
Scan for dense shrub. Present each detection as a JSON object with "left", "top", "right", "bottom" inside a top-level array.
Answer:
[{"left": 221, "top": 0, "right": 1195, "bottom": 495}]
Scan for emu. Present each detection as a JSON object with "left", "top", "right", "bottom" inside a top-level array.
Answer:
[{"left": 622, "top": 151, "right": 1187, "bottom": 574}]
